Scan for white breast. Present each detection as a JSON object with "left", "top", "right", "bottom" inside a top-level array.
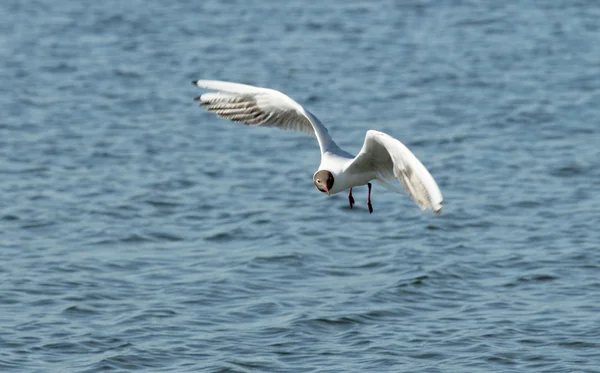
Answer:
[{"left": 318, "top": 151, "right": 375, "bottom": 195}]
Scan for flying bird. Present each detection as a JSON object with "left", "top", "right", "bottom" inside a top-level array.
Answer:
[{"left": 192, "top": 80, "right": 443, "bottom": 215}]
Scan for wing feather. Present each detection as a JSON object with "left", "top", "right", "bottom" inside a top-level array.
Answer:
[
  {"left": 347, "top": 130, "right": 443, "bottom": 215},
  {"left": 192, "top": 80, "right": 335, "bottom": 153}
]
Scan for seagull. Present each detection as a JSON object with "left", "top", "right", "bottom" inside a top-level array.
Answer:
[{"left": 192, "top": 80, "right": 443, "bottom": 215}]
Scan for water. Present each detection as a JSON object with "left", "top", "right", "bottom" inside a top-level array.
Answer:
[{"left": 1, "top": 0, "right": 600, "bottom": 372}]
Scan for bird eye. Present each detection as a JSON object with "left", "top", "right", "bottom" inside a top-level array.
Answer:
[{"left": 316, "top": 179, "right": 321, "bottom": 183}]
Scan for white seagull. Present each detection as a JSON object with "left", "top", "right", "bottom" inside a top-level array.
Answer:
[{"left": 192, "top": 80, "right": 443, "bottom": 215}]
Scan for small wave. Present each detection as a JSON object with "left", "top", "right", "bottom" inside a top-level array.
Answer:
[
  {"left": 251, "top": 253, "right": 306, "bottom": 265},
  {"left": 62, "top": 305, "right": 100, "bottom": 316},
  {"left": 204, "top": 230, "right": 239, "bottom": 243},
  {"left": 550, "top": 163, "right": 586, "bottom": 178},
  {"left": 503, "top": 274, "right": 559, "bottom": 287},
  {"left": 148, "top": 232, "right": 184, "bottom": 242},
  {"left": 121, "top": 233, "right": 153, "bottom": 243}
]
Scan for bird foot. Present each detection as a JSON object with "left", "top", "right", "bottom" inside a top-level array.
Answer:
[
  {"left": 367, "top": 182, "right": 373, "bottom": 214},
  {"left": 348, "top": 188, "right": 355, "bottom": 209}
]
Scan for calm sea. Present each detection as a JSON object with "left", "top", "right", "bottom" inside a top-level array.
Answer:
[{"left": 1, "top": 0, "right": 599, "bottom": 372}]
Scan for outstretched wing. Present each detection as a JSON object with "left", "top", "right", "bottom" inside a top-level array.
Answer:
[
  {"left": 192, "top": 80, "right": 335, "bottom": 154},
  {"left": 346, "top": 130, "right": 443, "bottom": 215}
]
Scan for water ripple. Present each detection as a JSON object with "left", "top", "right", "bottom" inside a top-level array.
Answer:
[{"left": 1, "top": 0, "right": 599, "bottom": 372}]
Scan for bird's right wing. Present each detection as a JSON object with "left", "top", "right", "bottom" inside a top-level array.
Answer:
[
  {"left": 346, "top": 130, "right": 443, "bottom": 215},
  {"left": 192, "top": 80, "right": 335, "bottom": 154}
]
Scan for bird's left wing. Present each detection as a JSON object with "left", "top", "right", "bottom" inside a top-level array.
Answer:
[
  {"left": 346, "top": 130, "right": 443, "bottom": 215},
  {"left": 192, "top": 80, "right": 335, "bottom": 154}
]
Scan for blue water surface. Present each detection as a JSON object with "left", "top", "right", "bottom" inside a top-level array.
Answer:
[{"left": 1, "top": 0, "right": 600, "bottom": 372}]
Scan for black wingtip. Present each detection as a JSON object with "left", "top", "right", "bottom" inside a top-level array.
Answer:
[
  {"left": 191, "top": 80, "right": 198, "bottom": 86},
  {"left": 193, "top": 95, "right": 202, "bottom": 101}
]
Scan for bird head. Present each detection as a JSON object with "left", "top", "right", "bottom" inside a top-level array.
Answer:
[{"left": 313, "top": 170, "right": 334, "bottom": 196}]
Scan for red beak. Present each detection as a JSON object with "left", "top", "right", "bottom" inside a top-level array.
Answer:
[{"left": 324, "top": 186, "right": 330, "bottom": 196}]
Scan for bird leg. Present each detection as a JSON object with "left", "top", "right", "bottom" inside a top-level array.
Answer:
[
  {"left": 367, "top": 183, "right": 373, "bottom": 214},
  {"left": 348, "top": 188, "right": 355, "bottom": 209}
]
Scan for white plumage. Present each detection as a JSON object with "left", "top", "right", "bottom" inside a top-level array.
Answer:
[{"left": 193, "top": 80, "right": 443, "bottom": 215}]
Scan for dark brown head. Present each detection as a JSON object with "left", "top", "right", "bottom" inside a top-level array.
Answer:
[{"left": 313, "top": 170, "right": 334, "bottom": 195}]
